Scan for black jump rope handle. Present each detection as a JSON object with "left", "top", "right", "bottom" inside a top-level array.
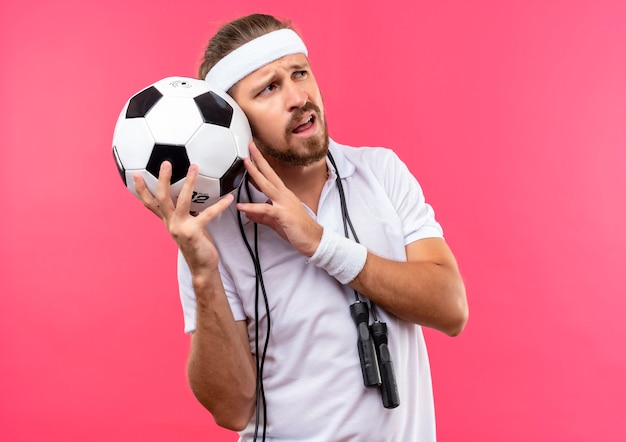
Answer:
[
  {"left": 370, "top": 321, "right": 401, "bottom": 409},
  {"left": 350, "top": 301, "right": 381, "bottom": 387}
]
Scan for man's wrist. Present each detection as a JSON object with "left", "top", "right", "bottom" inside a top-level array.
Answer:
[{"left": 308, "top": 228, "right": 367, "bottom": 284}]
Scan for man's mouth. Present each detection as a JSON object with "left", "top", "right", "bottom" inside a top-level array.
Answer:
[{"left": 292, "top": 114, "right": 316, "bottom": 134}]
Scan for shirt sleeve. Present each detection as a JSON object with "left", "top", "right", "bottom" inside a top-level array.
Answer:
[
  {"left": 375, "top": 149, "right": 443, "bottom": 244},
  {"left": 177, "top": 250, "right": 247, "bottom": 334},
  {"left": 177, "top": 251, "right": 197, "bottom": 334}
]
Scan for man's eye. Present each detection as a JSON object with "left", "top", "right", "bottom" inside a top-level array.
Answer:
[
  {"left": 259, "top": 83, "right": 277, "bottom": 95},
  {"left": 294, "top": 70, "right": 307, "bottom": 79}
]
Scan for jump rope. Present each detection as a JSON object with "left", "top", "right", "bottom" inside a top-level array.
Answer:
[{"left": 236, "top": 151, "right": 400, "bottom": 441}]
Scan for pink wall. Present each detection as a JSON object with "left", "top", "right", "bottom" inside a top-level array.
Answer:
[{"left": 2, "top": 0, "right": 625, "bottom": 440}]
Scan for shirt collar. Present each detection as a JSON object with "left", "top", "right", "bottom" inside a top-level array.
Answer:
[{"left": 326, "top": 138, "right": 355, "bottom": 181}]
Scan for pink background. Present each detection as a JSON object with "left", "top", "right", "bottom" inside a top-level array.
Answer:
[{"left": 2, "top": 0, "right": 625, "bottom": 440}]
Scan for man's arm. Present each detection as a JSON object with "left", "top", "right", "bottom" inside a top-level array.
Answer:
[
  {"left": 350, "top": 237, "right": 468, "bottom": 336},
  {"left": 187, "top": 270, "right": 256, "bottom": 430},
  {"left": 133, "top": 162, "right": 256, "bottom": 430}
]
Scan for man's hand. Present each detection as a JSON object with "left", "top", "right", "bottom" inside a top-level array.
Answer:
[
  {"left": 236, "top": 143, "right": 323, "bottom": 257},
  {"left": 133, "top": 161, "right": 233, "bottom": 276}
]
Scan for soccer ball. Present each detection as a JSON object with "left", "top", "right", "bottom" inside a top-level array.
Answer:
[{"left": 112, "top": 76, "right": 252, "bottom": 212}]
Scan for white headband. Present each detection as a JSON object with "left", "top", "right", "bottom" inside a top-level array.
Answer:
[{"left": 204, "top": 29, "right": 308, "bottom": 92}]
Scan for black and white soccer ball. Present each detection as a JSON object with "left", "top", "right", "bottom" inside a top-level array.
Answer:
[{"left": 112, "top": 76, "right": 252, "bottom": 212}]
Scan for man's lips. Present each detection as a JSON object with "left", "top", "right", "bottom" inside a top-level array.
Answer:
[{"left": 292, "top": 114, "right": 316, "bottom": 134}]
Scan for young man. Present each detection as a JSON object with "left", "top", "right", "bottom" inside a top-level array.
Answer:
[{"left": 134, "top": 13, "right": 468, "bottom": 441}]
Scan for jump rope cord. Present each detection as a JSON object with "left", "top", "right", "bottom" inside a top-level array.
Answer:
[
  {"left": 327, "top": 152, "right": 379, "bottom": 320},
  {"left": 237, "top": 177, "right": 270, "bottom": 441}
]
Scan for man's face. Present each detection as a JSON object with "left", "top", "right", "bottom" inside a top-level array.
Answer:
[{"left": 230, "top": 53, "right": 328, "bottom": 167}]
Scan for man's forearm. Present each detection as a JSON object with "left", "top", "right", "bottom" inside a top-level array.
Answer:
[
  {"left": 187, "top": 273, "right": 256, "bottom": 431},
  {"left": 350, "top": 238, "right": 468, "bottom": 336}
]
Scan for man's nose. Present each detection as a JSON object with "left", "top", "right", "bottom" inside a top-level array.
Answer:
[{"left": 286, "top": 81, "right": 308, "bottom": 110}]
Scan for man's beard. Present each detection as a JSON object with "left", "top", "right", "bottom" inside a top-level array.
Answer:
[{"left": 252, "top": 102, "right": 329, "bottom": 167}]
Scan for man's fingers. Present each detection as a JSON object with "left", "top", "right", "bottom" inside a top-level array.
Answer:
[
  {"left": 176, "top": 164, "right": 198, "bottom": 214},
  {"left": 133, "top": 173, "right": 160, "bottom": 214},
  {"left": 253, "top": 143, "right": 283, "bottom": 181},
  {"left": 245, "top": 142, "right": 284, "bottom": 196},
  {"left": 133, "top": 161, "right": 234, "bottom": 232},
  {"left": 196, "top": 193, "right": 234, "bottom": 225},
  {"left": 155, "top": 161, "right": 174, "bottom": 215}
]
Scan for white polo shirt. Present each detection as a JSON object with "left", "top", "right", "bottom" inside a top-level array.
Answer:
[{"left": 178, "top": 139, "right": 443, "bottom": 441}]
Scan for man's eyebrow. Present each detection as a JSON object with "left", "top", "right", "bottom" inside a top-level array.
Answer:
[
  {"left": 289, "top": 62, "right": 309, "bottom": 71},
  {"left": 246, "top": 60, "right": 310, "bottom": 95}
]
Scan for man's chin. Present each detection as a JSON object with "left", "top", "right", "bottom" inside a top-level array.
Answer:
[{"left": 256, "top": 134, "right": 329, "bottom": 167}]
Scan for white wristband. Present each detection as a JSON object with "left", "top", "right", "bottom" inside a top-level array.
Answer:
[{"left": 309, "top": 228, "right": 368, "bottom": 284}]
